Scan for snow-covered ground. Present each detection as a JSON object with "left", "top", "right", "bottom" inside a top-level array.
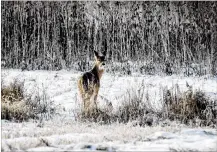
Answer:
[
  {"left": 1, "top": 69, "right": 217, "bottom": 151},
  {"left": 2, "top": 120, "right": 217, "bottom": 151}
]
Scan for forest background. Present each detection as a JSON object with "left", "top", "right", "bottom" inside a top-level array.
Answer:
[{"left": 1, "top": 1, "right": 217, "bottom": 76}]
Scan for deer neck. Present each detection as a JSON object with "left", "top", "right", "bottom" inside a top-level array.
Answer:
[{"left": 92, "top": 64, "right": 104, "bottom": 80}]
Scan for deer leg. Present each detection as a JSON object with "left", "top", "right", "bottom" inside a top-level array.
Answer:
[
  {"left": 93, "top": 86, "right": 99, "bottom": 109},
  {"left": 78, "top": 78, "right": 87, "bottom": 112}
]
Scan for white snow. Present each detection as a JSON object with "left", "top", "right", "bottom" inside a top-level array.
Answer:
[{"left": 1, "top": 69, "right": 217, "bottom": 151}]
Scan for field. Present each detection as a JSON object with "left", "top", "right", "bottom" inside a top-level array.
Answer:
[
  {"left": 1, "top": 69, "right": 217, "bottom": 151},
  {"left": 1, "top": 1, "right": 217, "bottom": 151}
]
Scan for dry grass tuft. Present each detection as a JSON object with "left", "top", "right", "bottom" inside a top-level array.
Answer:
[
  {"left": 78, "top": 82, "right": 160, "bottom": 126},
  {"left": 78, "top": 82, "right": 217, "bottom": 127},
  {"left": 163, "top": 83, "right": 217, "bottom": 127},
  {"left": 115, "top": 86, "right": 159, "bottom": 126},
  {"left": 1, "top": 80, "right": 55, "bottom": 122},
  {"left": 79, "top": 108, "right": 112, "bottom": 124},
  {"left": 1, "top": 81, "right": 35, "bottom": 121}
]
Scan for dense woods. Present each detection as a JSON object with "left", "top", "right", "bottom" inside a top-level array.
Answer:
[{"left": 1, "top": 1, "right": 217, "bottom": 75}]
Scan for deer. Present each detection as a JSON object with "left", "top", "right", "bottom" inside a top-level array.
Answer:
[{"left": 77, "top": 51, "right": 106, "bottom": 116}]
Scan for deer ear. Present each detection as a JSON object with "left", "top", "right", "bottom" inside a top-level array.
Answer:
[{"left": 94, "top": 51, "right": 99, "bottom": 58}]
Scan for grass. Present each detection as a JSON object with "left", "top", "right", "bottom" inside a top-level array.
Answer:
[
  {"left": 1, "top": 80, "right": 55, "bottom": 122},
  {"left": 163, "top": 83, "right": 217, "bottom": 127},
  {"left": 2, "top": 70, "right": 216, "bottom": 127},
  {"left": 78, "top": 81, "right": 217, "bottom": 127},
  {"left": 78, "top": 81, "right": 160, "bottom": 126}
]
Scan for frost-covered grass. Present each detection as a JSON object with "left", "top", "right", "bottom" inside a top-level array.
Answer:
[
  {"left": 1, "top": 69, "right": 217, "bottom": 151},
  {"left": 2, "top": 119, "right": 217, "bottom": 151},
  {"left": 1, "top": 80, "right": 55, "bottom": 122}
]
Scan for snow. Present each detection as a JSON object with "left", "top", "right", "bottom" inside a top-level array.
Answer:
[
  {"left": 2, "top": 120, "right": 217, "bottom": 151},
  {"left": 1, "top": 69, "right": 217, "bottom": 151}
]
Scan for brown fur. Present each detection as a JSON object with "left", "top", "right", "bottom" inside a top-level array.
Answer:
[{"left": 78, "top": 51, "right": 106, "bottom": 115}]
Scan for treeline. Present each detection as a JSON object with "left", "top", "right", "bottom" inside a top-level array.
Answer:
[{"left": 1, "top": 1, "right": 217, "bottom": 75}]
